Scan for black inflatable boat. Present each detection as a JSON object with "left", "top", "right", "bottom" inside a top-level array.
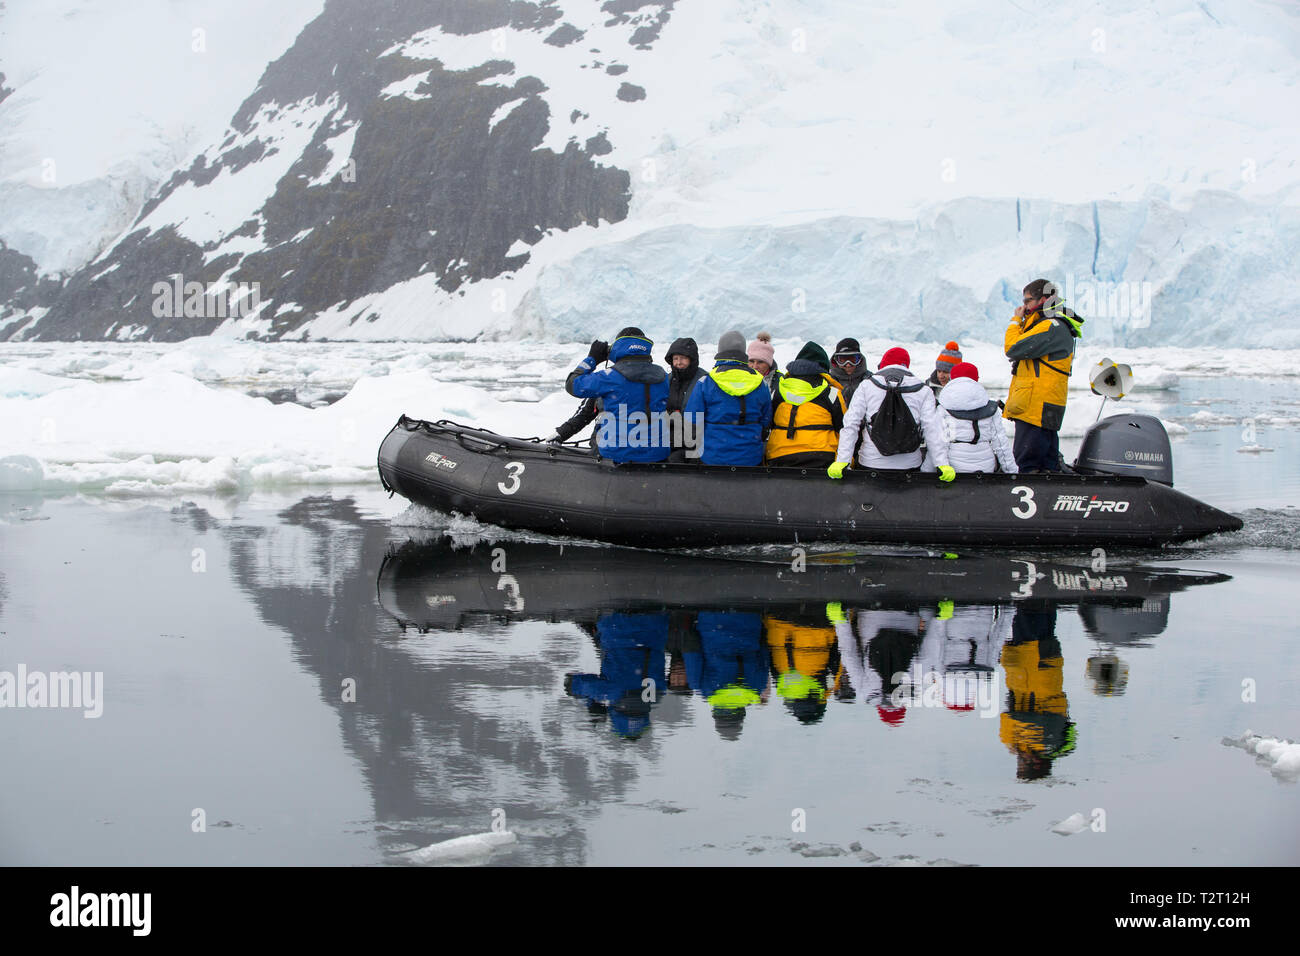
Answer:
[
  {"left": 376, "top": 413, "right": 1242, "bottom": 549},
  {"left": 377, "top": 538, "right": 1232, "bottom": 632}
]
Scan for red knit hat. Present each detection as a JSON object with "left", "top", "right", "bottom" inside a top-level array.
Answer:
[
  {"left": 950, "top": 361, "right": 978, "bottom": 381},
  {"left": 876, "top": 704, "right": 906, "bottom": 726},
  {"left": 878, "top": 347, "right": 910, "bottom": 369}
]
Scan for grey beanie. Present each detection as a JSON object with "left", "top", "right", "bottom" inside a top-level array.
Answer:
[{"left": 715, "top": 330, "right": 748, "bottom": 363}]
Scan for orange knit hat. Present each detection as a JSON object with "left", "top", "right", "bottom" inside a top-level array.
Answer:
[{"left": 936, "top": 341, "right": 962, "bottom": 371}]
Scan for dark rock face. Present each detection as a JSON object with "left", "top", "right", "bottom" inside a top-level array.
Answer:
[
  {"left": 616, "top": 81, "right": 646, "bottom": 102},
  {"left": 545, "top": 22, "right": 586, "bottom": 46},
  {"left": 0, "top": 243, "right": 40, "bottom": 310},
  {"left": 0, "top": 242, "right": 61, "bottom": 334},
  {"left": 11, "top": 0, "right": 674, "bottom": 342},
  {"left": 602, "top": 0, "right": 676, "bottom": 49}
]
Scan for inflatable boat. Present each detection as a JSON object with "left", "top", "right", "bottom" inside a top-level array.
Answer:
[
  {"left": 377, "top": 538, "right": 1232, "bottom": 633},
  {"left": 376, "top": 413, "right": 1242, "bottom": 549}
]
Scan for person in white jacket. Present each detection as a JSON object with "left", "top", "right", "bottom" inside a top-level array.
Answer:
[
  {"left": 828, "top": 602, "right": 936, "bottom": 722},
  {"left": 922, "top": 362, "right": 1018, "bottom": 475},
  {"left": 931, "top": 601, "right": 1013, "bottom": 713},
  {"left": 827, "top": 347, "right": 955, "bottom": 481}
]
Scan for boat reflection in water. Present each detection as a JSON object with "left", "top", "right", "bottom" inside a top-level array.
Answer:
[{"left": 377, "top": 540, "right": 1230, "bottom": 779}]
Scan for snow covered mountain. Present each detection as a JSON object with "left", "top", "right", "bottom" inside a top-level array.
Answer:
[
  {"left": 2, "top": 0, "right": 1298, "bottom": 346},
  {"left": 0, "top": 0, "right": 326, "bottom": 325}
]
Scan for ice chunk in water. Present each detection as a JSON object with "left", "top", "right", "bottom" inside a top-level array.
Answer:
[
  {"left": 1049, "top": 812, "right": 1090, "bottom": 836},
  {"left": 0, "top": 455, "right": 43, "bottom": 490},
  {"left": 1222, "top": 731, "right": 1300, "bottom": 781},
  {"left": 402, "top": 830, "right": 517, "bottom": 864}
]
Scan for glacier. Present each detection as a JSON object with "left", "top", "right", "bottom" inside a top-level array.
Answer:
[
  {"left": 1, "top": 0, "right": 1298, "bottom": 346},
  {"left": 505, "top": 191, "right": 1300, "bottom": 349}
]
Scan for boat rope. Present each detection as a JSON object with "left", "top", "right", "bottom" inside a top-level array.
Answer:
[{"left": 396, "top": 415, "right": 597, "bottom": 457}]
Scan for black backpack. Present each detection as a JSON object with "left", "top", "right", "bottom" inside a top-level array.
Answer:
[{"left": 866, "top": 374, "right": 925, "bottom": 456}]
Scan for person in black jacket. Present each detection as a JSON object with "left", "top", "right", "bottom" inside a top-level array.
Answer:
[
  {"left": 830, "top": 337, "right": 869, "bottom": 404},
  {"left": 665, "top": 337, "right": 706, "bottom": 460},
  {"left": 548, "top": 396, "right": 599, "bottom": 444}
]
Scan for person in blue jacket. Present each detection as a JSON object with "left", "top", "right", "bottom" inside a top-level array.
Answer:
[
  {"left": 565, "top": 327, "right": 672, "bottom": 463},
  {"left": 683, "top": 610, "right": 768, "bottom": 740},
  {"left": 564, "top": 612, "right": 670, "bottom": 739},
  {"left": 682, "top": 330, "right": 773, "bottom": 465}
]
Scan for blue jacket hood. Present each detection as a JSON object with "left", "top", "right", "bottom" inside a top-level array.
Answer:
[
  {"left": 611, "top": 335, "right": 655, "bottom": 363},
  {"left": 616, "top": 358, "right": 668, "bottom": 384}
]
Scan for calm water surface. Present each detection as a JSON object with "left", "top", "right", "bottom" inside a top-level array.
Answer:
[{"left": 1, "top": 400, "right": 1298, "bottom": 867}]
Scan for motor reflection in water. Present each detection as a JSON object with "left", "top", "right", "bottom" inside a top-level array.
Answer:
[{"left": 377, "top": 541, "right": 1231, "bottom": 778}]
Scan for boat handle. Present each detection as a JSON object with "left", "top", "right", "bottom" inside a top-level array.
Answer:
[{"left": 456, "top": 433, "right": 507, "bottom": 453}]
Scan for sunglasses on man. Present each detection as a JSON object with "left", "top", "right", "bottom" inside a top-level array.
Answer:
[{"left": 832, "top": 353, "right": 864, "bottom": 368}]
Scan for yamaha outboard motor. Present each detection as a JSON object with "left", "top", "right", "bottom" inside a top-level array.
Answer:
[
  {"left": 1071, "top": 358, "right": 1174, "bottom": 485},
  {"left": 1078, "top": 596, "right": 1171, "bottom": 645},
  {"left": 1073, "top": 413, "right": 1174, "bottom": 485}
]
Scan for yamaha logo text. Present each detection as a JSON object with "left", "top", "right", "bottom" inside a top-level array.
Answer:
[{"left": 1123, "top": 449, "right": 1165, "bottom": 462}]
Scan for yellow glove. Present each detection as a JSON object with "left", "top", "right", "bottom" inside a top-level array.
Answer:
[
  {"left": 938, "top": 599, "right": 954, "bottom": 620},
  {"left": 938, "top": 465, "right": 956, "bottom": 482},
  {"left": 826, "top": 602, "right": 847, "bottom": 625},
  {"left": 827, "top": 461, "right": 850, "bottom": 479}
]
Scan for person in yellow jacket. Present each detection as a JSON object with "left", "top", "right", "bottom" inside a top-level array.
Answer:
[
  {"left": 1003, "top": 279, "right": 1085, "bottom": 472},
  {"left": 765, "top": 342, "right": 847, "bottom": 468},
  {"left": 764, "top": 612, "right": 840, "bottom": 724},
  {"left": 999, "top": 602, "right": 1076, "bottom": 780}
]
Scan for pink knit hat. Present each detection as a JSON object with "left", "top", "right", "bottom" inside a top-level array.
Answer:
[{"left": 747, "top": 331, "right": 775, "bottom": 366}]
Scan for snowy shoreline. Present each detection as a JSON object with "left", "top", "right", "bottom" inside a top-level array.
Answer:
[{"left": 2, "top": 339, "right": 1297, "bottom": 497}]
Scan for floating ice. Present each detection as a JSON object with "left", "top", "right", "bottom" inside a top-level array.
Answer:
[
  {"left": 0, "top": 455, "right": 43, "bottom": 490},
  {"left": 1049, "top": 812, "right": 1092, "bottom": 836},
  {"left": 0, "top": 364, "right": 564, "bottom": 496},
  {"left": 0, "top": 340, "right": 1293, "bottom": 499},
  {"left": 402, "top": 830, "right": 517, "bottom": 864},
  {"left": 0, "top": 368, "right": 79, "bottom": 399},
  {"left": 1222, "top": 731, "right": 1300, "bottom": 781}
]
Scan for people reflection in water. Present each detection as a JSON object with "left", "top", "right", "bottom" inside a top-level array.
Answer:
[
  {"left": 829, "top": 601, "right": 936, "bottom": 725},
  {"left": 685, "top": 611, "right": 769, "bottom": 740},
  {"left": 562, "top": 599, "right": 1078, "bottom": 767},
  {"left": 763, "top": 610, "right": 840, "bottom": 724},
  {"left": 564, "top": 612, "right": 669, "bottom": 739},
  {"left": 999, "top": 601, "right": 1076, "bottom": 780},
  {"left": 666, "top": 610, "right": 699, "bottom": 696},
  {"left": 932, "top": 602, "right": 1010, "bottom": 712}
]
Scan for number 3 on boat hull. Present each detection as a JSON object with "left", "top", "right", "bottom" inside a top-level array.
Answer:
[
  {"left": 498, "top": 461, "right": 525, "bottom": 495},
  {"left": 1011, "top": 485, "right": 1037, "bottom": 519}
]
